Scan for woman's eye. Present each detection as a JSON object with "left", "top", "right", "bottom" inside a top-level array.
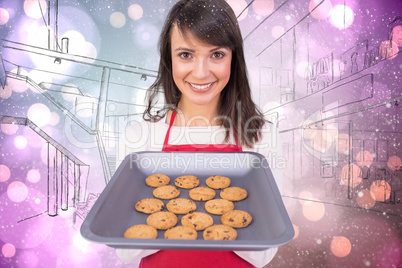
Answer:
[
  {"left": 212, "top": 52, "right": 225, "bottom": 59},
  {"left": 179, "top": 52, "right": 191, "bottom": 59}
]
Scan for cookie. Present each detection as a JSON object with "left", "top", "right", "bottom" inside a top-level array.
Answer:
[
  {"left": 220, "top": 187, "right": 248, "bottom": 201},
  {"left": 145, "top": 173, "right": 170, "bottom": 188},
  {"left": 146, "top": 211, "right": 178, "bottom": 230},
  {"left": 164, "top": 226, "right": 198, "bottom": 240},
  {"left": 206, "top": 175, "right": 231, "bottom": 189},
  {"left": 166, "top": 198, "right": 197, "bottom": 215},
  {"left": 189, "top": 187, "right": 216, "bottom": 201},
  {"left": 153, "top": 185, "right": 180, "bottom": 200},
  {"left": 135, "top": 198, "right": 165, "bottom": 214},
  {"left": 203, "top": 225, "right": 237, "bottom": 240},
  {"left": 181, "top": 212, "right": 214, "bottom": 231},
  {"left": 205, "top": 199, "right": 234, "bottom": 215},
  {"left": 124, "top": 224, "right": 158, "bottom": 239},
  {"left": 221, "top": 210, "right": 252, "bottom": 228},
  {"left": 174, "top": 175, "right": 200, "bottom": 189}
]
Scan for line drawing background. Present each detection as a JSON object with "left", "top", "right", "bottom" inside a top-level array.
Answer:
[{"left": 0, "top": 0, "right": 401, "bottom": 267}]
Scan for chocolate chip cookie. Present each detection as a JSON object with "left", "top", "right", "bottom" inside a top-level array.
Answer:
[{"left": 220, "top": 210, "right": 252, "bottom": 228}]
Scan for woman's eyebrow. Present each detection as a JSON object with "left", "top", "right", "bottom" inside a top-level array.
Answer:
[{"left": 173, "top": 46, "right": 228, "bottom": 52}]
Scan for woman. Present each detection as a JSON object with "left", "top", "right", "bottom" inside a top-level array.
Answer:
[{"left": 117, "top": 0, "right": 283, "bottom": 267}]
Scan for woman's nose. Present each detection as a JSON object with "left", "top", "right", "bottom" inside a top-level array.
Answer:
[{"left": 193, "top": 58, "right": 210, "bottom": 79}]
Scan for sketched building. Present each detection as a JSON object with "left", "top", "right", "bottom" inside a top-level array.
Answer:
[{"left": 250, "top": 1, "right": 402, "bottom": 207}]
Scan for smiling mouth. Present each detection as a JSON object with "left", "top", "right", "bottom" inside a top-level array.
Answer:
[{"left": 189, "top": 82, "right": 213, "bottom": 90}]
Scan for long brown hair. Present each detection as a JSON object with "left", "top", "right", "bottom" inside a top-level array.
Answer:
[{"left": 143, "top": 0, "right": 266, "bottom": 147}]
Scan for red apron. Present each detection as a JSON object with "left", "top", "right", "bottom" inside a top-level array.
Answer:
[{"left": 139, "top": 111, "right": 254, "bottom": 268}]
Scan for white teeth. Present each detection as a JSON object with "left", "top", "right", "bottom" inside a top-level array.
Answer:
[{"left": 189, "top": 82, "right": 212, "bottom": 90}]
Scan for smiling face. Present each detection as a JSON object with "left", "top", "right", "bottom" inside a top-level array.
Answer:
[{"left": 171, "top": 25, "right": 232, "bottom": 111}]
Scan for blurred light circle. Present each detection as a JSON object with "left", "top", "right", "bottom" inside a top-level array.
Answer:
[
  {"left": 0, "top": 84, "right": 12, "bottom": 99},
  {"left": 8, "top": 68, "right": 29, "bottom": 93},
  {"left": 1, "top": 121, "right": 19, "bottom": 135},
  {"left": 340, "top": 164, "right": 362, "bottom": 187},
  {"left": 28, "top": 69, "right": 53, "bottom": 93},
  {"left": 1, "top": 243, "right": 16, "bottom": 258},
  {"left": 14, "top": 136, "right": 28, "bottom": 149},
  {"left": 298, "top": 190, "right": 313, "bottom": 205},
  {"left": 0, "top": 165, "right": 11, "bottom": 182},
  {"left": 227, "top": 0, "right": 248, "bottom": 21},
  {"left": 27, "top": 169, "right": 41, "bottom": 183},
  {"left": 0, "top": 8, "right": 10, "bottom": 25},
  {"left": 309, "top": 0, "right": 332, "bottom": 20},
  {"left": 370, "top": 180, "right": 391, "bottom": 202},
  {"left": 24, "top": 0, "right": 47, "bottom": 19},
  {"left": 392, "top": 25, "right": 402, "bottom": 46},
  {"left": 110, "top": 11, "right": 126, "bottom": 28},
  {"left": 49, "top": 112, "right": 60, "bottom": 126},
  {"left": 356, "top": 190, "right": 376, "bottom": 209},
  {"left": 331, "top": 236, "right": 352, "bottom": 257},
  {"left": 128, "top": 4, "right": 143, "bottom": 20},
  {"left": 27, "top": 103, "right": 51, "bottom": 127},
  {"left": 387, "top": 155, "right": 402, "bottom": 171},
  {"left": 356, "top": 150, "right": 373, "bottom": 167},
  {"left": 271, "top": 25, "right": 285, "bottom": 39},
  {"left": 379, "top": 40, "right": 399, "bottom": 60},
  {"left": 302, "top": 198, "right": 325, "bottom": 221},
  {"left": 252, "top": 0, "right": 274, "bottom": 16},
  {"left": 330, "top": 5, "right": 354, "bottom": 30},
  {"left": 7, "top": 181, "right": 29, "bottom": 203}
]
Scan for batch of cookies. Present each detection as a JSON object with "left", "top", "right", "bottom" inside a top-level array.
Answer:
[{"left": 124, "top": 173, "right": 252, "bottom": 241}]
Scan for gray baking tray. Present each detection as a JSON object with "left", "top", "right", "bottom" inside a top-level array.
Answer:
[{"left": 80, "top": 151, "right": 294, "bottom": 251}]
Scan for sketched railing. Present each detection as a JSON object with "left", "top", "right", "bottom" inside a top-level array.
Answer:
[{"left": 1, "top": 115, "right": 89, "bottom": 217}]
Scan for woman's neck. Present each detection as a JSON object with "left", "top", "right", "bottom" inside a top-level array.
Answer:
[{"left": 172, "top": 101, "right": 220, "bottom": 127}]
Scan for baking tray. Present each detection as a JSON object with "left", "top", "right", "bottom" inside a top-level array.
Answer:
[{"left": 80, "top": 151, "right": 294, "bottom": 251}]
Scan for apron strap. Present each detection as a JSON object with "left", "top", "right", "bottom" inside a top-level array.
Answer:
[{"left": 162, "top": 110, "right": 177, "bottom": 150}]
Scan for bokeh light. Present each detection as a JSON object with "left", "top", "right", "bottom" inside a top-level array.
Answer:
[
  {"left": 24, "top": 0, "right": 47, "bottom": 19},
  {"left": 356, "top": 150, "right": 373, "bottom": 167},
  {"left": 392, "top": 25, "right": 402, "bottom": 46},
  {"left": 0, "top": 84, "right": 12, "bottom": 99},
  {"left": 8, "top": 68, "right": 29, "bottom": 93},
  {"left": 14, "top": 135, "right": 28, "bottom": 149},
  {"left": 370, "top": 180, "right": 391, "bottom": 202},
  {"left": 16, "top": 250, "right": 40, "bottom": 268},
  {"left": 27, "top": 103, "right": 51, "bottom": 127},
  {"left": 0, "top": 165, "right": 11, "bottom": 182},
  {"left": 309, "top": 0, "right": 332, "bottom": 20},
  {"left": 227, "top": 0, "right": 248, "bottom": 21},
  {"left": 330, "top": 5, "right": 354, "bottom": 30},
  {"left": 128, "top": 4, "right": 143, "bottom": 20},
  {"left": 1, "top": 121, "right": 19, "bottom": 135},
  {"left": 0, "top": 8, "right": 10, "bottom": 25},
  {"left": 298, "top": 190, "right": 314, "bottom": 205},
  {"left": 387, "top": 155, "right": 402, "bottom": 171},
  {"left": 27, "top": 169, "right": 41, "bottom": 183},
  {"left": 379, "top": 40, "right": 399, "bottom": 60},
  {"left": 49, "top": 112, "right": 60, "bottom": 126},
  {"left": 340, "top": 164, "right": 362, "bottom": 188},
  {"left": 1, "top": 243, "right": 16, "bottom": 258},
  {"left": 110, "top": 11, "right": 126, "bottom": 28},
  {"left": 356, "top": 190, "right": 376, "bottom": 209},
  {"left": 302, "top": 198, "right": 325, "bottom": 221},
  {"left": 331, "top": 236, "right": 352, "bottom": 257},
  {"left": 252, "top": 0, "right": 274, "bottom": 17},
  {"left": 7, "top": 181, "right": 29, "bottom": 203},
  {"left": 271, "top": 25, "right": 285, "bottom": 39},
  {"left": 28, "top": 69, "right": 53, "bottom": 93}
]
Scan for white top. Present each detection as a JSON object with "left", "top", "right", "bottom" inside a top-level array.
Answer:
[{"left": 116, "top": 116, "right": 283, "bottom": 268}]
